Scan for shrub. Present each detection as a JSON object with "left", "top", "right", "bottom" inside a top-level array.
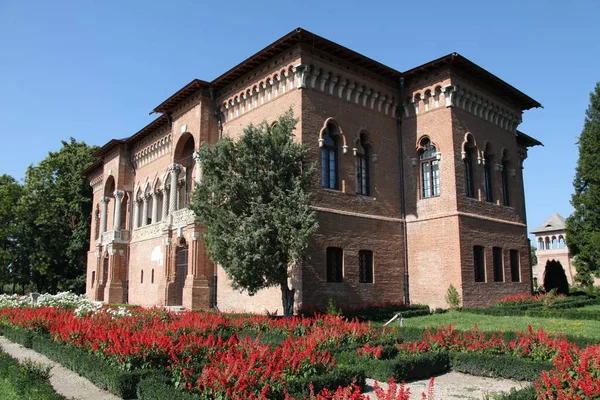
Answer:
[
  {"left": 497, "top": 386, "right": 537, "bottom": 400},
  {"left": 285, "top": 366, "right": 366, "bottom": 398},
  {"left": 137, "top": 374, "right": 197, "bottom": 400},
  {"left": 0, "top": 351, "right": 65, "bottom": 400},
  {"left": 450, "top": 353, "right": 552, "bottom": 381},
  {"left": 445, "top": 285, "right": 461, "bottom": 309}
]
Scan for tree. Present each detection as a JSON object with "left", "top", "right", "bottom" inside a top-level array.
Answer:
[
  {"left": 566, "top": 83, "right": 600, "bottom": 285},
  {"left": 190, "top": 110, "right": 317, "bottom": 317},
  {"left": 16, "top": 138, "right": 97, "bottom": 293},
  {"left": 0, "top": 175, "right": 23, "bottom": 292},
  {"left": 530, "top": 245, "right": 538, "bottom": 266}
]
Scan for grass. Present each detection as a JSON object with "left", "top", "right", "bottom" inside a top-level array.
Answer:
[
  {"left": 392, "top": 311, "right": 600, "bottom": 340},
  {"left": 0, "top": 352, "right": 65, "bottom": 400},
  {"left": 574, "top": 304, "right": 600, "bottom": 311}
]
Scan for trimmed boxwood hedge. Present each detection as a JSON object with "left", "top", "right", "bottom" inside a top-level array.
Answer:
[
  {"left": 137, "top": 374, "right": 197, "bottom": 400},
  {"left": 496, "top": 386, "right": 537, "bottom": 400},
  {"left": 463, "top": 297, "right": 600, "bottom": 318},
  {"left": 0, "top": 325, "right": 150, "bottom": 399},
  {"left": 450, "top": 353, "right": 552, "bottom": 381},
  {"left": 0, "top": 350, "right": 66, "bottom": 400},
  {"left": 285, "top": 366, "right": 366, "bottom": 398}
]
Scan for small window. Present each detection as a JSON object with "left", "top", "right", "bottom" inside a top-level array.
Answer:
[
  {"left": 358, "top": 250, "right": 373, "bottom": 283},
  {"left": 501, "top": 159, "right": 510, "bottom": 206},
  {"left": 510, "top": 250, "right": 520, "bottom": 282},
  {"left": 484, "top": 153, "right": 493, "bottom": 202},
  {"left": 151, "top": 269, "right": 155, "bottom": 284},
  {"left": 326, "top": 247, "right": 343, "bottom": 283},
  {"left": 91, "top": 271, "right": 95, "bottom": 288},
  {"left": 420, "top": 139, "right": 439, "bottom": 198},
  {"left": 493, "top": 247, "right": 503, "bottom": 282},
  {"left": 356, "top": 133, "right": 370, "bottom": 196},
  {"left": 464, "top": 148, "right": 475, "bottom": 198},
  {"left": 474, "top": 246, "right": 486, "bottom": 282},
  {"left": 141, "top": 270, "right": 144, "bottom": 284},
  {"left": 321, "top": 124, "right": 338, "bottom": 190}
]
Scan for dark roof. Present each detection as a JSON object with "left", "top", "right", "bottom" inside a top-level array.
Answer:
[
  {"left": 82, "top": 158, "right": 103, "bottom": 177},
  {"left": 91, "top": 139, "right": 126, "bottom": 158},
  {"left": 516, "top": 130, "right": 543, "bottom": 147},
  {"left": 404, "top": 53, "right": 542, "bottom": 110},
  {"left": 531, "top": 213, "right": 566, "bottom": 234},
  {"left": 210, "top": 28, "right": 402, "bottom": 90},
  {"left": 152, "top": 79, "right": 210, "bottom": 114}
]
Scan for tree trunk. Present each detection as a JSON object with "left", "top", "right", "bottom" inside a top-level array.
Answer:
[{"left": 280, "top": 279, "right": 295, "bottom": 318}]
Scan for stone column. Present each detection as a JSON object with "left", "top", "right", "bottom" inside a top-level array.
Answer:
[
  {"left": 113, "top": 190, "right": 124, "bottom": 230},
  {"left": 151, "top": 191, "right": 159, "bottom": 224},
  {"left": 193, "top": 153, "right": 202, "bottom": 184},
  {"left": 161, "top": 188, "right": 169, "bottom": 220},
  {"left": 168, "top": 163, "right": 181, "bottom": 214},
  {"left": 132, "top": 198, "right": 140, "bottom": 229},
  {"left": 141, "top": 195, "right": 149, "bottom": 226},
  {"left": 100, "top": 196, "right": 109, "bottom": 234}
]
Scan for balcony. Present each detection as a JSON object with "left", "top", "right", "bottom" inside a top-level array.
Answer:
[{"left": 101, "top": 230, "right": 130, "bottom": 244}]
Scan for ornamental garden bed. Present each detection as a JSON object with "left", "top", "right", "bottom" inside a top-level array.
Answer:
[{"left": 0, "top": 293, "right": 599, "bottom": 399}]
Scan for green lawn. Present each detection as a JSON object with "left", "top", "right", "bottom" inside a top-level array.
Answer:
[{"left": 395, "top": 311, "right": 600, "bottom": 340}]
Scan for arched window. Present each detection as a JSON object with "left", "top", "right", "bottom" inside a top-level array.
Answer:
[
  {"left": 538, "top": 238, "right": 544, "bottom": 250},
  {"left": 464, "top": 139, "right": 476, "bottom": 198},
  {"left": 483, "top": 148, "right": 493, "bottom": 202},
  {"left": 545, "top": 237, "right": 551, "bottom": 250},
  {"left": 501, "top": 152, "right": 510, "bottom": 206},
  {"left": 552, "top": 237, "right": 558, "bottom": 249},
  {"left": 144, "top": 185, "right": 153, "bottom": 226},
  {"left": 559, "top": 237, "right": 566, "bottom": 249},
  {"left": 321, "top": 124, "right": 338, "bottom": 189},
  {"left": 419, "top": 139, "right": 439, "bottom": 198},
  {"left": 356, "top": 133, "right": 370, "bottom": 196}
]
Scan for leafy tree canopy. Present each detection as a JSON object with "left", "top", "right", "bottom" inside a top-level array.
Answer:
[
  {"left": 566, "top": 82, "right": 600, "bottom": 285},
  {"left": 190, "top": 110, "right": 317, "bottom": 316}
]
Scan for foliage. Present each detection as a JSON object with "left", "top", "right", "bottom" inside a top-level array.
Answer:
[
  {"left": 0, "top": 175, "right": 24, "bottom": 292},
  {"left": 190, "top": 110, "right": 317, "bottom": 317},
  {"left": 2, "top": 139, "right": 97, "bottom": 294},
  {"left": 530, "top": 245, "right": 538, "bottom": 267},
  {"left": 0, "top": 350, "right": 65, "bottom": 400},
  {"left": 543, "top": 262, "right": 570, "bottom": 295},
  {"left": 566, "top": 82, "right": 600, "bottom": 285},
  {"left": 445, "top": 284, "right": 461, "bottom": 309},
  {"left": 451, "top": 352, "right": 552, "bottom": 381},
  {"left": 326, "top": 298, "right": 342, "bottom": 316},
  {"left": 298, "top": 302, "right": 429, "bottom": 322}
]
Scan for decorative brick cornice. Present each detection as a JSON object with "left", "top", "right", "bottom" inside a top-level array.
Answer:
[
  {"left": 90, "top": 175, "right": 103, "bottom": 192},
  {"left": 132, "top": 133, "right": 172, "bottom": 169}
]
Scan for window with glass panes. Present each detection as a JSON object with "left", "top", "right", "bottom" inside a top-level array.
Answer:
[
  {"left": 356, "top": 134, "right": 370, "bottom": 196},
  {"left": 326, "top": 247, "right": 343, "bottom": 282},
  {"left": 464, "top": 148, "right": 475, "bottom": 198},
  {"left": 420, "top": 139, "right": 439, "bottom": 198},
  {"left": 484, "top": 153, "right": 493, "bottom": 202},
  {"left": 321, "top": 126, "right": 338, "bottom": 189},
  {"left": 501, "top": 160, "right": 510, "bottom": 206},
  {"left": 493, "top": 247, "right": 503, "bottom": 282},
  {"left": 510, "top": 250, "right": 520, "bottom": 282},
  {"left": 358, "top": 250, "right": 373, "bottom": 283},
  {"left": 474, "top": 246, "right": 486, "bottom": 282}
]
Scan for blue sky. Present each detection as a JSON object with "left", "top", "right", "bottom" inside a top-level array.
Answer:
[{"left": 1, "top": 0, "right": 598, "bottom": 237}]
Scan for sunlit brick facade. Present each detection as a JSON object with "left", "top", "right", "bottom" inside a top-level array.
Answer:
[{"left": 85, "top": 28, "right": 542, "bottom": 312}]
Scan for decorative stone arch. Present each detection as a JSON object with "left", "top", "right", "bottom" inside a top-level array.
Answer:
[
  {"left": 103, "top": 175, "right": 115, "bottom": 197},
  {"left": 461, "top": 133, "right": 477, "bottom": 157},
  {"left": 416, "top": 135, "right": 440, "bottom": 154},
  {"left": 353, "top": 129, "right": 373, "bottom": 148},
  {"left": 318, "top": 118, "right": 348, "bottom": 153}
]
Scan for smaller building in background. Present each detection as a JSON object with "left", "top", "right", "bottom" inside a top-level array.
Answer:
[{"left": 531, "top": 213, "right": 576, "bottom": 287}]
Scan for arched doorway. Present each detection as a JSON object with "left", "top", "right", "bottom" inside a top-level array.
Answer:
[
  {"left": 174, "top": 133, "right": 196, "bottom": 208},
  {"left": 174, "top": 239, "right": 188, "bottom": 306},
  {"left": 543, "top": 260, "right": 569, "bottom": 295}
]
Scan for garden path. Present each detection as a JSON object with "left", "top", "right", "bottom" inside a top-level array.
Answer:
[
  {"left": 0, "top": 336, "right": 120, "bottom": 400},
  {"left": 364, "top": 372, "right": 531, "bottom": 400}
]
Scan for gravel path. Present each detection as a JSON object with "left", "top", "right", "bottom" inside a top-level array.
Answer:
[
  {"left": 364, "top": 371, "right": 531, "bottom": 399},
  {"left": 0, "top": 336, "right": 120, "bottom": 400}
]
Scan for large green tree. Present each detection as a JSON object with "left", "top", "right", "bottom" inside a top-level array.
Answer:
[
  {"left": 566, "top": 83, "right": 600, "bottom": 285},
  {"left": 190, "top": 110, "right": 317, "bottom": 317},
  {"left": 16, "top": 138, "right": 97, "bottom": 293},
  {"left": 0, "top": 175, "right": 24, "bottom": 291}
]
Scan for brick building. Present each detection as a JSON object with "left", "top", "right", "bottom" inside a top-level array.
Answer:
[{"left": 84, "top": 28, "right": 542, "bottom": 312}]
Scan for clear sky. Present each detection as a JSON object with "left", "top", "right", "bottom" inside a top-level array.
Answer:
[{"left": 1, "top": 0, "right": 598, "bottom": 237}]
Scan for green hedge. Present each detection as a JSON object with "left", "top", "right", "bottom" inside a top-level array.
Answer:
[
  {"left": 137, "top": 374, "right": 197, "bottom": 400},
  {"left": 464, "top": 297, "right": 600, "bottom": 317},
  {"left": 0, "top": 325, "right": 149, "bottom": 398},
  {"left": 450, "top": 353, "right": 552, "bottom": 381},
  {"left": 285, "top": 366, "right": 366, "bottom": 398},
  {"left": 496, "top": 386, "right": 537, "bottom": 400},
  {"left": 336, "top": 351, "right": 450, "bottom": 382},
  {"left": 0, "top": 351, "right": 65, "bottom": 400}
]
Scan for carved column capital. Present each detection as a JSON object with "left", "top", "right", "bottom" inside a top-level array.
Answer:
[
  {"left": 168, "top": 163, "right": 182, "bottom": 173},
  {"left": 113, "top": 190, "right": 125, "bottom": 199},
  {"left": 100, "top": 196, "right": 110, "bottom": 204}
]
